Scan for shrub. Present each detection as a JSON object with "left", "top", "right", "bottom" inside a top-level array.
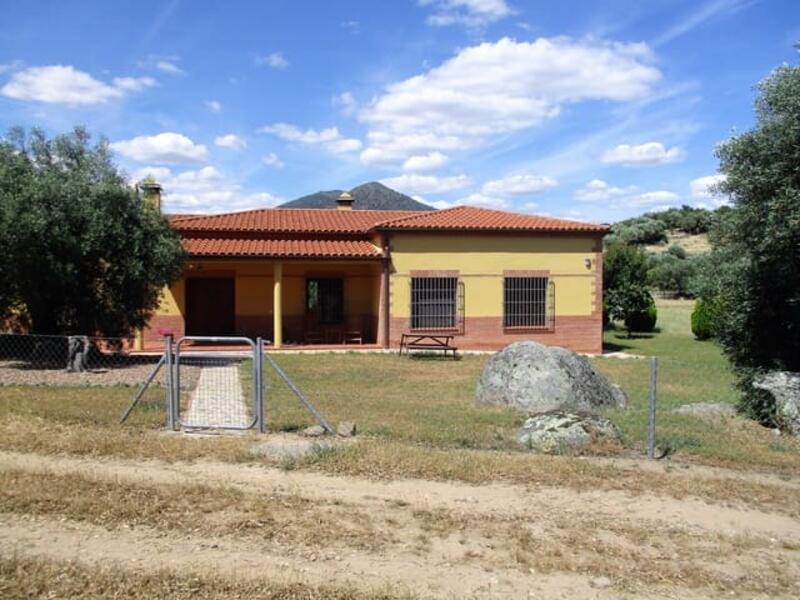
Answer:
[
  {"left": 691, "top": 299, "right": 716, "bottom": 340},
  {"left": 624, "top": 294, "right": 657, "bottom": 333}
]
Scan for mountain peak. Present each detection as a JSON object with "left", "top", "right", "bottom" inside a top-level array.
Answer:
[{"left": 278, "top": 182, "right": 434, "bottom": 211}]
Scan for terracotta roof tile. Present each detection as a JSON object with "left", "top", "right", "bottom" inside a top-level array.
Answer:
[
  {"left": 173, "top": 208, "right": 421, "bottom": 234},
  {"left": 375, "top": 206, "right": 609, "bottom": 233},
  {"left": 182, "top": 237, "right": 381, "bottom": 259}
]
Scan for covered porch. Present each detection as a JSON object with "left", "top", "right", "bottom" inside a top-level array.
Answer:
[{"left": 143, "top": 258, "right": 390, "bottom": 350}]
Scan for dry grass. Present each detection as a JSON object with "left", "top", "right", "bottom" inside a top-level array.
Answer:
[
  {"left": 644, "top": 230, "right": 712, "bottom": 255},
  {"left": 2, "top": 466, "right": 797, "bottom": 594},
  {"left": 0, "top": 555, "right": 404, "bottom": 600},
  {"left": 0, "top": 468, "right": 382, "bottom": 551},
  {"left": 1, "top": 413, "right": 798, "bottom": 516}
]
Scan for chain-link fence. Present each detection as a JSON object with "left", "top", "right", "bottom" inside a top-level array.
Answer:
[{"left": 0, "top": 332, "right": 184, "bottom": 387}]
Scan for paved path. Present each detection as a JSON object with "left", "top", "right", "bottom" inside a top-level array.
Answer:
[{"left": 183, "top": 363, "right": 250, "bottom": 429}]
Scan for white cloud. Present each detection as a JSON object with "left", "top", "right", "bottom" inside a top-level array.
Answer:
[
  {"left": 574, "top": 178, "right": 638, "bottom": 202},
  {"left": 690, "top": 174, "right": 725, "bottom": 199},
  {"left": 259, "top": 52, "right": 288, "bottom": 69},
  {"left": 358, "top": 37, "right": 661, "bottom": 167},
  {"left": 259, "top": 122, "right": 362, "bottom": 154},
  {"left": 457, "top": 192, "right": 509, "bottom": 209},
  {"left": 214, "top": 134, "right": 246, "bottom": 150},
  {"left": 601, "top": 141, "right": 684, "bottom": 166},
  {"left": 0, "top": 60, "right": 23, "bottom": 74},
  {"left": 402, "top": 152, "right": 449, "bottom": 173},
  {"left": 655, "top": 0, "right": 752, "bottom": 46},
  {"left": 112, "top": 76, "right": 156, "bottom": 92},
  {"left": 381, "top": 173, "right": 473, "bottom": 195},
  {"left": 1, "top": 65, "right": 155, "bottom": 105},
  {"left": 332, "top": 91, "right": 358, "bottom": 116},
  {"left": 341, "top": 20, "right": 360, "bottom": 33},
  {"left": 574, "top": 179, "right": 680, "bottom": 210},
  {"left": 419, "top": 0, "right": 513, "bottom": 27},
  {"left": 155, "top": 60, "right": 184, "bottom": 75},
  {"left": 130, "top": 166, "right": 172, "bottom": 183},
  {"left": 481, "top": 174, "right": 557, "bottom": 197},
  {"left": 111, "top": 132, "right": 209, "bottom": 164},
  {"left": 262, "top": 152, "right": 285, "bottom": 169},
  {"left": 618, "top": 190, "right": 681, "bottom": 210},
  {"left": 128, "top": 165, "right": 282, "bottom": 213},
  {"left": 205, "top": 99, "right": 222, "bottom": 113}
]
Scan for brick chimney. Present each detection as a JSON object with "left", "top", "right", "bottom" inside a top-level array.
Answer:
[
  {"left": 139, "top": 180, "right": 163, "bottom": 212},
  {"left": 337, "top": 191, "right": 354, "bottom": 211}
]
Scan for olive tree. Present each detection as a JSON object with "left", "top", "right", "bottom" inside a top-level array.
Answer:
[{"left": 0, "top": 127, "right": 185, "bottom": 336}]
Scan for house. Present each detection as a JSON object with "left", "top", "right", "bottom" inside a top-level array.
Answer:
[{"left": 140, "top": 183, "right": 609, "bottom": 353}]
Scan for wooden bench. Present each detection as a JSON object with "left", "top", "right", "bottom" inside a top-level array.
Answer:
[{"left": 399, "top": 333, "right": 458, "bottom": 358}]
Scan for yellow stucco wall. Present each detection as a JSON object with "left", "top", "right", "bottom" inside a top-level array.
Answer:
[
  {"left": 154, "top": 260, "right": 380, "bottom": 318},
  {"left": 388, "top": 233, "right": 600, "bottom": 318}
]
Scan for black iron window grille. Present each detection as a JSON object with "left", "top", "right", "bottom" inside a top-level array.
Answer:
[
  {"left": 503, "top": 276, "right": 555, "bottom": 329},
  {"left": 410, "top": 276, "right": 464, "bottom": 331}
]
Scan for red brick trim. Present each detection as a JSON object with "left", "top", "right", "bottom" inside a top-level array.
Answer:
[
  {"left": 409, "top": 270, "right": 459, "bottom": 278},
  {"left": 390, "top": 314, "right": 602, "bottom": 354}
]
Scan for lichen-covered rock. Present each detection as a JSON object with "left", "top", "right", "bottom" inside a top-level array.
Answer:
[
  {"left": 753, "top": 371, "right": 800, "bottom": 435},
  {"left": 476, "top": 341, "right": 626, "bottom": 414},
  {"left": 517, "top": 412, "right": 619, "bottom": 453}
]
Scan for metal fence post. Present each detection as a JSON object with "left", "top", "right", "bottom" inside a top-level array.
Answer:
[
  {"left": 648, "top": 356, "right": 658, "bottom": 459},
  {"left": 255, "top": 337, "right": 266, "bottom": 433},
  {"left": 164, "top": 334, "right": 176, "bottom": 431}
]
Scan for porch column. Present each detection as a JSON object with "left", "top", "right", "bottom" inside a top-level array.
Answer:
[
  {"left": 378, "top": 255, "right": 390, "bottom": 349},
  {"left": 273, "top": 262, "right": 283, "bottom": 348}
]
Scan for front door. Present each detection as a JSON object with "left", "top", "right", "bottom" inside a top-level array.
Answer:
[
  {"left": 306, "top": 277, "right": 344, "bottom": 325},
  {"left": 185, "top": 278, "right": 235, "bottom": 336}
]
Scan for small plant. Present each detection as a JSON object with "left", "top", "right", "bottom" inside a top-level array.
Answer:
[
  {"left": 623, "top": 294, "right": 658, "bottom": 334},
  {"left": 691, "top": 298, "right": 716, "bottom": 340}
]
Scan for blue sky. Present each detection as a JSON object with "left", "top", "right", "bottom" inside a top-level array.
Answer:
[{"left": 0, "top": 0, "right": 797, "bottom": 221}]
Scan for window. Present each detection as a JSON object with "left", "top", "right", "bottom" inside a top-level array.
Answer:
[
  {"left": 306, "top": 278, "right": 344, "bottom": 325},
  {"left": 411, "top": 276, "right": 459, "bottom": 330},
  {"left": 503, "top": 276, "right": 551, "bottom": 329}
]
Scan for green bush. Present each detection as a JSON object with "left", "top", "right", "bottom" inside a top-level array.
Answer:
[
  {"left": 624, "top": 294, "right": 657, "bottom": 333},
  {"left": 691, "top": 299, "right": 716, "bottom": 340}
]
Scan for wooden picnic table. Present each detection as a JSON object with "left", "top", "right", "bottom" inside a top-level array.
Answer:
[{"left": 399, "top": 333, "right": 458, "bottom": 358}]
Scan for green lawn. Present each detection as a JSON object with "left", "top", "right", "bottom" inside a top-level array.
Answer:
[
  {"left": 1, "top": 299, "right": 798, "bottom": 473},
  {"left": 597, "top": 299, "right": 797, "bottom": 469}
]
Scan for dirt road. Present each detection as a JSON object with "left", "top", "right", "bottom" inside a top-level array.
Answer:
[{"left": 1, "top": 450, "right": 799, "bottom": 598}]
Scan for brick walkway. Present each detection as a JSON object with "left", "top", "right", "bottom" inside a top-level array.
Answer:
[{"left": 183, "top": 364, "right": 251, "bottom": 429}]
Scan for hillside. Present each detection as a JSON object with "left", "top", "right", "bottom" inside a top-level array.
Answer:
[
  {"left": 279, "top": 181, "right": 433, "bottom": 211},
  {"left": 645, "top": 230, "right": 712, "bottom": 255}
]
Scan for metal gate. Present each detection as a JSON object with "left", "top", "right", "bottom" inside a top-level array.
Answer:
[
  {"left": 121, "top": 334, "right": 333, "bottom": 435},
  {"left": 167, "top": 336, "right": 265, "bottom": 432}
]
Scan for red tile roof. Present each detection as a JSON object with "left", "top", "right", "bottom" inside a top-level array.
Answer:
[
  {"left": 181, "top": 237, "right": 381, "bottom": 259},
  {"left": 172, "top": 208, "right": 419, "bottom": 234},
  {"left": 170, "top": 205, "right": 608, "bottom": 235},
  {"left": 172, "top": 206, "right": 607, "bottom": 259},
  {"left": 374, "top": 205, "right": 610, "bottom": 233}
]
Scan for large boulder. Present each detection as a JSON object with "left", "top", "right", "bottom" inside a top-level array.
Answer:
[
  {"left": 753, "top": 371, "right": 800, "bottom": 435},
  {"left": 476, "top": 341, "right": 626, "bottom": 414},
  {"left": 517, "top": 412, "right": 619, "bottom": 453}
]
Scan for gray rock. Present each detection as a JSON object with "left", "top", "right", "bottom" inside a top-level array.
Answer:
[
  {"left": 517, "top": 412, "right": 619, "bottom": 454},
  {"left": 753, "top": 371, "right": 800, "bottom": 435},
  {"left": 610, "top": 384, "right": 628, "bottom": 409},
  {"left": 673, "top": 402, "right": 737, "bottom": 418},
  {"left": 337, "top": 421, "right": 357, "bottom": 437},
  {"left": 301, "top": 425, "right": 326, "bottom": 438},
  {"left": 476, "top": 341, "right": 626, "bottom": 414},
  {"left": 250, "top": 438, "right": 334, "bottom": 460}
]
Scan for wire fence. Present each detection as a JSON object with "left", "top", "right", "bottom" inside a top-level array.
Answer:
[{"left": 0, "top": 332, "right": 187, "bottom": 387}]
